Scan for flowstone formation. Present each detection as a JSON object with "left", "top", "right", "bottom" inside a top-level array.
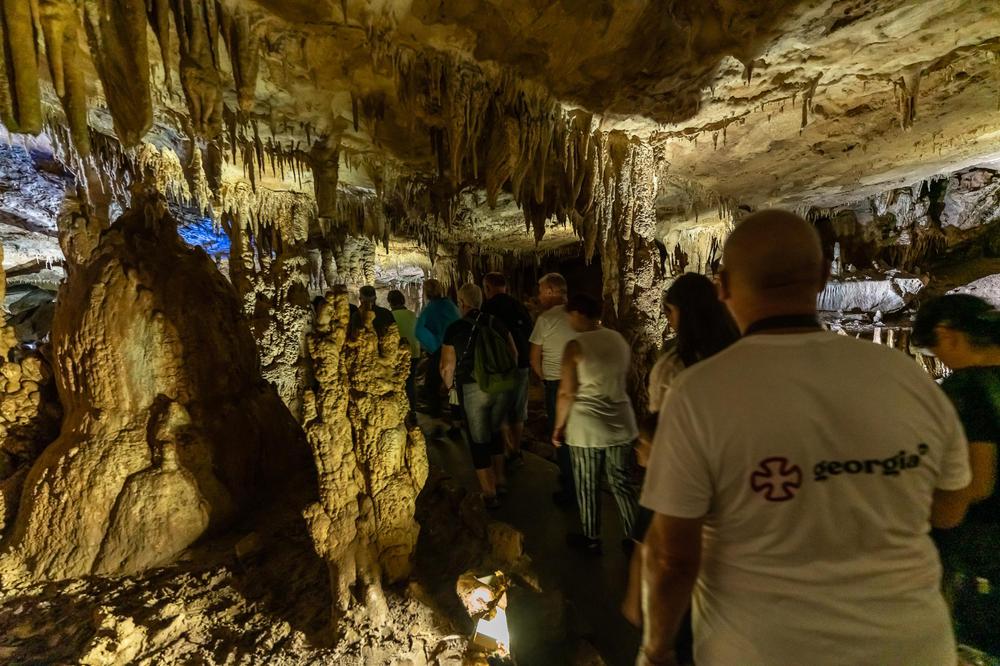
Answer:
[
  {"left": 303, "top": 291, "right": 428, "bottom": 638},
  {"left": 0, "top": 192, "right": 312, "bottom": 582},
  {"left": 224, "top": 185, "right": 315, "bottom": 419}
]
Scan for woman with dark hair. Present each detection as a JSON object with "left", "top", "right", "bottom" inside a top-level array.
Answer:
[
  {"left": 912, "top": 294, "right": 1000, "bottom": 654},
  {"left": 647, "top": 273, "right": 741, "bottom": 413},
  {"left": 552, "top": 293, "right": 639, "bottom": 555},
  {"left": 622, "top": 273, "right": 739, "bottom": 662}
]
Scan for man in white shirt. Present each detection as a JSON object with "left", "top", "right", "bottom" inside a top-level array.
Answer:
[
  {"left": 529, "top": 272, "right": 578, "bottom": 504},
  {"left": 638, "top": 209, "right": 973, "bottom": 666}
]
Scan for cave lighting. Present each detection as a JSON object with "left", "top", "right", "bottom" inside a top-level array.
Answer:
[{"left": 473, "top": 605, "right": 511, "bottom": 657}]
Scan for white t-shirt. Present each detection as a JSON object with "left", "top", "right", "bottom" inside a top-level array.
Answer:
[
  {"left": 647, "top": 348, "right": 686, "bottom": 413},
  {"left": 566, "top": 328, "right": 638, "bottom": 448},
  {"left": 529, "top": 304, "right": 578, "bottom": 381},
  {"left": 641, "top": 332, "right": 970, "bottom": 666}
]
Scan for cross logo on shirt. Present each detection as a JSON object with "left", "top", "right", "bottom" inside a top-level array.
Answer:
[{"left": 750, "top": 457, "right": 803, "bottom": 502}]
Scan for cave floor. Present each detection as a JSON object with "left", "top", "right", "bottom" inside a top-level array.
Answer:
[{"left": 418, "top": 413, "right": 641, "bottom": 666}]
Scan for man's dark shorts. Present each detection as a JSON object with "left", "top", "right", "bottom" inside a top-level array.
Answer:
[{"left": 504, "top": 368, "right": 530, "bottom": 425}]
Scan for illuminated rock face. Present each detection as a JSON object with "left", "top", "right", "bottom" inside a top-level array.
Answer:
[
  {"left": 0, "top": 194, "right": 311, "bottom": 581},
  {"left": 302, "top": 291, "right": 428, "bottom": 637}
]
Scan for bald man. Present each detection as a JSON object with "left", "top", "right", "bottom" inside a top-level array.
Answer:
[{"left": 637, "top": 210, "right": 972, "bottom": 666}]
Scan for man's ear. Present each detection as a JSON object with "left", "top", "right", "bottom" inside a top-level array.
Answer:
[{"left": 716, "top": 270, "right": 731, "bottom": 301}]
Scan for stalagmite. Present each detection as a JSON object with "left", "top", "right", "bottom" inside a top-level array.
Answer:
[
  {"left": 0, "top": 190, "right": 311, "bottom": 582},
  {"left": 302, "top": 291, "right": 427, "bottom": 637}
]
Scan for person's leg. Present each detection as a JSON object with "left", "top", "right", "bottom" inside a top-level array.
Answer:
[
  {"left": 509, "top": 368, "right": 529, "bottom": 456},
  {"left": 424, "top": 349, "right": 442, "bottom": 415},
  {"left": 605, "top": 443, "right": 639, "bottom": 536},
  {"left": 569, "top": 445, "right": 603, "bottom": 540},
  {"left": 490, "top": 390, "right": 511, "bottom": 490},
  {"left": 543, "top": 379, "right": 559, "bottom": 435},
  {"left": 545, "top": 379, "right": 575, "bottom": 498},
  {"left": 463, "top": 383, "right": 497, "bottom": 499},
  {"left": 405, "top": 357, "right": 418, "bottom": 408}
]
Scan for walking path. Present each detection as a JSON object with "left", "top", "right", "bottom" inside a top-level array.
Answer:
[{"left": 419, "top": 417, "right": 641, "bottom": 665}]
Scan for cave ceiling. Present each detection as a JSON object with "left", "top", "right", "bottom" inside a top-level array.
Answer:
[{"left": 1, "top": 0, "right": 999, "bottom": 257}]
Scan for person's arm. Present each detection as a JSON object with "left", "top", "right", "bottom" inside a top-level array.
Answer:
[
  {"left": 530, "top": 343, "right": 543, "bottom": 380},
  {"left": 637, "top": 387, "right": 712, "bottom": 666},
  {"left": 440, "top": 344, "right": 457, "bottom": 388},
  {"left": 506, "top": 332, "right": 518, "bottom": 366},
  {"left": 967, "top": 442, "right": 998, "bottom": 502},
  {"left": 638, "top": 513, "right": 703, "bottom": 666},
  {"left": 931, "top": 390, "right": 974, "bottom": 529},
  {"left": 931, "top": 488, "right": 971, "bottom": 529},
  {"left": 415, "top": 309, "right": 434, "bottom": 352},
  {"left": 552, "top": 340, "right": 580, "bottom": 446}
]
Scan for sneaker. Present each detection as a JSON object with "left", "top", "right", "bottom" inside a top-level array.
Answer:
[
  {"left": 484, "top": 495, "right": 502, "bottom": 511},
  {"left": 566, "top": 533, "right": 602, "bottom": 555},
  {"left": 506, "top": 451, "right": 525, "bottom": 470}
]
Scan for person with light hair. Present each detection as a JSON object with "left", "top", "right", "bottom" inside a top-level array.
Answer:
[
  {"left": 414, "top": 278, "right": 460, "bottom": 417},
  {"left": 639, "top": 209, "right": 971, "bottom": 666},
  {"left": 440, "top": 283, "right": 518, "bottom": 509},
  {"left": 529, "top": 272, "right": 578, "bottom": 505}
]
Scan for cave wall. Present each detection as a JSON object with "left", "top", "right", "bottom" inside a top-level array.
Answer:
[
  {"left": 808, "top": 167, "right": 1000, "bottom": 272},
  {"left": 0, "top": 193, "right": 312, "bottom": 582}
]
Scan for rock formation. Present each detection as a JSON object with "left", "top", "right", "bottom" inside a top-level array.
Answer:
[
  {"left": 0, "top": 235, "right": 62, "bottom": 539},
  {"left": 224, "top": 187, "right": 314, "bottom": 419},
  {"left": 0, "top": 1, "right": 996, "bottom": 661},
  {"left": 0, "top": 191, "right": 312, "bottom": 582},
  {"left": 302, "top": 290, "right": 428, "bottom": 638}
]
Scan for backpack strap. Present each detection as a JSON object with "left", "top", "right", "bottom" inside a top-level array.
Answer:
[{"left": 452, "top": 313, "right": 480, "bottom": 388}]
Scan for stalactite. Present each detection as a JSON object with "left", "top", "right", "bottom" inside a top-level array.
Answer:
[
  {"left": 217, "top": 2, "right": 259, "bottom": 113},
  {"left": 217, "top": 179, "right": 314, "bottom": 247},
  {"left": 38, "top": 0, "right": 89, "bottom": 155},
  {"left": 146, "top": 0, "right": 173, "bottom": 87},
  {"left": 83, "top": 0, "right": 152, "bottom": 146},
  {"left": 172, "top": 0, "right": 224, "bottom": 139},
  {"left": 800, "top": 74, "right": 821, "bottom": 131},
  {"left": 894, "top": 67, "right": 923, "bottom": 130},
  {"left": 0, "top": 0, "right": 42, "bottom": 133},
  {"left": 311, "top": 138, "right": 341, "bottom": 220}
]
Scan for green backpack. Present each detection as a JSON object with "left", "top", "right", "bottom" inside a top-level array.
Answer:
[{"left": 472, "top": 314, "right": 519, "bottom": 394}]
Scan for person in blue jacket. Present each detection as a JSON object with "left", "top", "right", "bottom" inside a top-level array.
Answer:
[{"left": 415, "top": 278, "right": 460, "bottom": 417}]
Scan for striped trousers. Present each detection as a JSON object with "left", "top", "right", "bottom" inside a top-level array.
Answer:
[{"left": 568, "top": 444, "right": 638, "bottom": 540}]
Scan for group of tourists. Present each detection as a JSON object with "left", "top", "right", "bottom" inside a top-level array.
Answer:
[{"left": 358, "top": 208, "right": 997, "bottom": 665}]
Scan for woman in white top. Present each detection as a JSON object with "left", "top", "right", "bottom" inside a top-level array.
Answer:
[
  {"left": 646, "top": 273, "right": 741, "bottom": 415},
  {"left": 552, "top": 293, "right": 638, "bottom": 555},
  {"left": 622, "top": 273, "right": 740, "bottom": 656}
]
